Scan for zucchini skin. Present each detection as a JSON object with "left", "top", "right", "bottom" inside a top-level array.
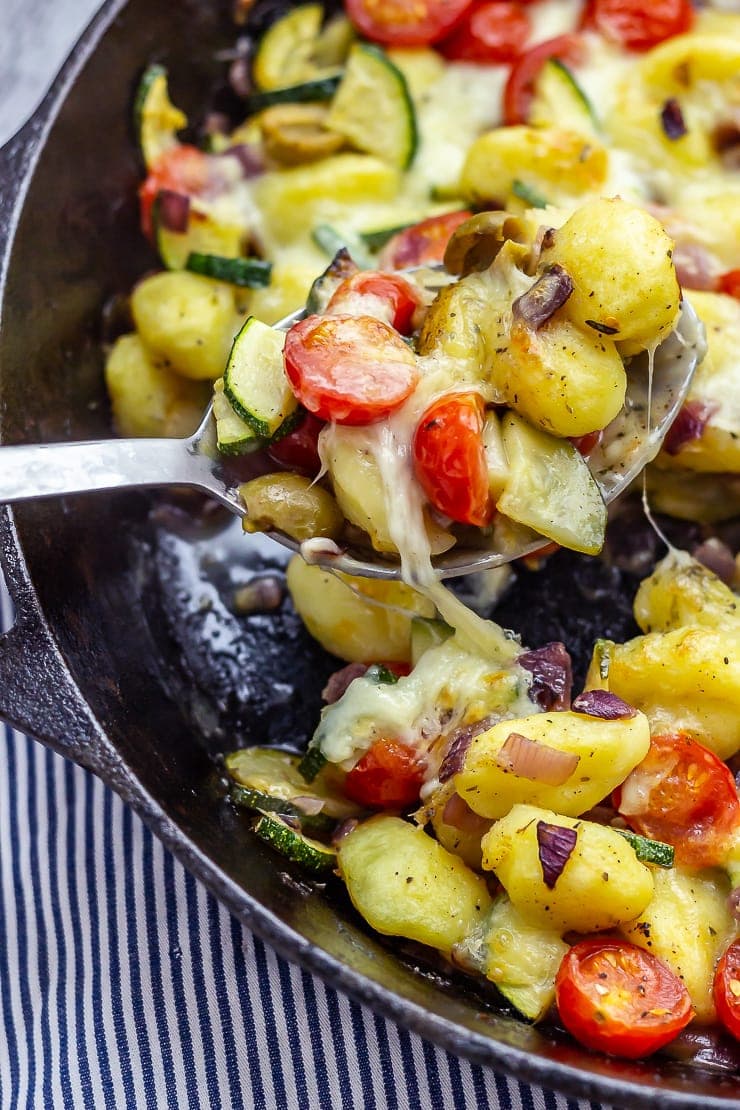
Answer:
[
  {"left": 230, "top": 784, "right": 335, "bottom": 833},
  {"left": 243, "top": 75, "right": 342, "bottom": 114},
  {"left": 223, "top": 316, "right": 299, "bottom": 440},
  {"left": 253, "top": 813, "right": 337, "bottom": 872},
  {"left": 616, "top": 829, "right": 675, "bottom": 868},
  {"left": 511, "top": 179, "right": 549, "bottom": 209},
  {"left": 186, "top": 252, "right": 272, "bottom": 288},
  {"left": 360, "top": 223, "right": 413, "bottom": 251},
  {"left": 298, "top": 747, "right": 328, "bottom": 783}
]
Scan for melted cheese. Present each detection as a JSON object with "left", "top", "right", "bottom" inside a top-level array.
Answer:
[{"left": 314, "top": 634, "right": 535, "bottom": 766}]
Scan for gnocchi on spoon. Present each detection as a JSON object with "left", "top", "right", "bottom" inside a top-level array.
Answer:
[{"left": 0, "top": 200, "right": 705, "bottom": 583}]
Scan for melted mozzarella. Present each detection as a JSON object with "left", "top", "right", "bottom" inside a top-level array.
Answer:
[{"left": 314, "top": 635, "right": 535, "bottom": 766}]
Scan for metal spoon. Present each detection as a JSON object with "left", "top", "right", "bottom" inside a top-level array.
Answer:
[{"left": 0, "top": 299, "right": 705, "bottom": 580}]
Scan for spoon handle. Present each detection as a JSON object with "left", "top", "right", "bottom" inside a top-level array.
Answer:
[{"left": 0, "top": 436, "right": 240, "bottom": 511}]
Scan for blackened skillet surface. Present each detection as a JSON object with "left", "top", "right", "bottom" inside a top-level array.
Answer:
[{"left": 0, "top": 0, "right": 739, "bottom": 1102}]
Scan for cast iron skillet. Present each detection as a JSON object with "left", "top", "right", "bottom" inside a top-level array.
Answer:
[{"left": 0, "top": 1, "right": 738, "bottom": 1103}]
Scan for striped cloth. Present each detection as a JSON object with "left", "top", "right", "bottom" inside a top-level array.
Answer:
[{"left": 0, "top": 583, "right": 610, "bottom": 1110}]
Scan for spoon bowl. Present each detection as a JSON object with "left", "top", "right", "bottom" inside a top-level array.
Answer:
[{"left": 0, "top": 298, "right": 705, "bottom": 580}]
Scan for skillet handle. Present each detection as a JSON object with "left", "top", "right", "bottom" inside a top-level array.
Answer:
[{"left": 0, "top": 518, "right": 108, "bottom": 773}]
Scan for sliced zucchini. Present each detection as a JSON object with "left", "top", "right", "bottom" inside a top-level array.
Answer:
[
  {"left": 243, "top": 74, "right": 342, "bottom": 115},
  {"left": 134, "top": 64, "right": 187, "bottom": 170},
  {"left": 298, "top": 747, "right": 328, "bottom": 783},
  {"left": 186, "top": 252, "right": 272, "bottom": 288},
  {"left": 253, "top": 5, "right": 353, "bottom": 91},
  {"left": 410, "top": 617, "right": 453, "bottom": 667},
  {"left": 311, "top": 224, "right": 372, "bottom": 268},
  {"left": 232, "top": 783, "right": 335, "bottom": 832},
  {"left": 304, "top": 247, "right": 358, "bottom": 314},
  {"left": 360, "top": 223, "right": 414, "bottom": 252},
  {"left": 511, "top": 179, "right": 549, "bottom": 209},
  {"left": 223, "top": 316, "right": 298, "bottom": 439},
  {"left": 529, "top": 59, "right": 600, "bottom": 139},
  {"left": 483, "top": 896, "right": 568, "bottom": 1021},
  {"left": 213, "top": 379, "right": 261, "bottom": 456},
  {"left": 616, "top": 829, "right": 675, "bottom": 868},
  {"left": 154, "top": 201, "right": 244, "bottom": 271},
  {"left": 325, "top": 43, "right": 418, "bottom": 170},
  {"left": 253, "top": 813, "right": 337, "bottom": 873},
  {"left": 496, "top": 413, "right": 607, "bottom": 555},
  {"left": 225, "top": 746, "right": 357, "bottom": 819}
]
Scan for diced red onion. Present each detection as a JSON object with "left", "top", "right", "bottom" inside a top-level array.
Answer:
[
  {"left": 438, "top": 716, "right": 495, "bottom": 782},
  {"left": 292, "top": 795, "right": 325, "bottom": 817},
  {"left": 663, "top": 399, "right": 718, "bottom": 455},
  {"left": 538, "top": 226, "right": 556, "bottom": 252},
  {"left": 449, "top": 942, "right": 482, "bottom": 974},
  {"left": 518, "top": 642, "right": 572, "bottom": 711},
  {"left": 714, "top": 119, "right": 740, "bottom": 171},
  {"left": 331, "top": 818, "right": 359, "bottom": 845},
  {"left": 512, "top": 264, "right": 574, "bottom": 330},
  {"left": 300, "top": 537, "right": 345, "bottom": 564},
  {"left": 661, "top": 98, "right": 687, "bottom": 140},
  {"left": 727, "top": 887, "right": 740, "bottom": 922},
  {"left": 225, "top": 143, "right": 266, "bottom": 178},
  {"left": 228, "top": 55, "right": 252, "bottom": 98},
  {"left": 496, "top": 732, "right": 580, "bottom": 786},
  {"left": 692, "top": 537, "right": 736, "bottom": 585},
  {"left": 322, "top": 663, "right": 369, "bottom": 704},
  {"left": 204, "top": 112, "right": 231, "bottom": 137},
  {"left": 572, "top": 690, "right": 637, "bottom": 720},
  {"left": 441, "top": 792, "right": 491, "bottom": 835},
  {"left": 157, "top": 189, "right": 190, "bottom": 233},
  {"left": 537, "top": 821, "right": 577, "bottom": 889},
  {"left": 672, "top": 243, "right": 720, "bottom": 291}
]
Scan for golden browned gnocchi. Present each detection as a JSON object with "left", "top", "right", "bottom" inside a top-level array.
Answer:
[
  {"left": 105, "top": 333, "right": 210, "bottom": 437},
  {"left": 481, "top": 805, "right": 655, "bottom": 933},
  {"left": 337, "top": 816, "right": 491, "bottom": 956},
  {"left": 454, "top": 710, "right": 650, "bottom": 819},
  {"left": 130, "top": 271, "right": 239, "bottom": 380},
  {"left": 459, "top": 127, "right": 608, "bottom": 211},
  {"left": 286, "top": 556, "right": 435, "bottom": 663},
  {"left": 587, "top": 626, "right": 740, "bottom": 760},
  {"left": 492, "top": 317, "right": 627, "bottom": 438},
  {"left": 540, "top": 198, "right": 681, "bottom": 347}
]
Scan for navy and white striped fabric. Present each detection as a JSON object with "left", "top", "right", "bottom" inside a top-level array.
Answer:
[{"left": 0, "top": 584, "right": 611, "bottom": 1110}]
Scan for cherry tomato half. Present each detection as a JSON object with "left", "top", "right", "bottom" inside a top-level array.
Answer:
[
  {"left": 614, "top": 733, "right": 740, "bottom": 869},
  {"left": 413, "top": 392, "right": 493, "bottom": 527},
  {"left": 345, "top": 0, "right": 474, "bottom": 46},
  {"left": 581, "top": 0, "right": 693, "bottom": 51},
  {"left": 440, "top": 2, "right": 531, "bottom": 64},
  {"left": 714, "top": 940, "right": 740, "bottom": 1041},
  {"left": 344, "top": 738, "right": 425, "bottom": 808},
  {"left": 327, "top": 272, "right": 420, "bottom": 334},
  {"left": 379, "top": 210, "right": 473, "bottom": 270},
  {"left": 718, "top": 270, "right": 740, "bottom": 300},
  {"left": 139, "top": 144, "right": 210, "bottom": 238},
  {"left": 503, "top": 34, "right": 584, "bottom": 125},
  {"left": 284, "top": 313, "right": 419, "bottom": 425},
  {"left": 555, "top": 939, "right": 693, "bottom": 1058},
  {"left": 570, "top": 430, "right": 603, "bottom": 457},
  {"left": 267, "top": 413, "right": 324, "bottom": 476}
]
